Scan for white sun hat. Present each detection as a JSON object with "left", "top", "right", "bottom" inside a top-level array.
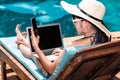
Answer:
[{"left": 61, "top": 0, "right": 111, "bottom": 39}]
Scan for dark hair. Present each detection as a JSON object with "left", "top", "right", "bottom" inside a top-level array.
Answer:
[
  {"left": 94, "top": 25, "right": 109, "bottom": 44},
  {"left": 72, "top": 15, "right": 110, "bottom": 44}
]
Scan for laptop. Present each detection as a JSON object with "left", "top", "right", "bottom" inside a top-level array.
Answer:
[{"left": 26, "top": 23, "right": 63, "bottom": 60}]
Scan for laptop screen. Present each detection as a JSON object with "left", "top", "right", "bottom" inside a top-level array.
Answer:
[{"left": 27, "top": 23, "right": 63, "bottom": 52}]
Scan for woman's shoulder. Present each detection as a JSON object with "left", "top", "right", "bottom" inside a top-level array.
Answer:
[{"left": 70, "top": 38, "right": 91, "bottom": 46}]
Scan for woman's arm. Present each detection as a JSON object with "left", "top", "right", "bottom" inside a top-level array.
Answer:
[
  {"left": 19, "top": 44, "right": 32, "bottom": 58},
  {"left": 30, "top": 28, "right": 64, "bottom": 74},
  {"left": 35, "top": 47, "right": 64, "bottom": 74}
]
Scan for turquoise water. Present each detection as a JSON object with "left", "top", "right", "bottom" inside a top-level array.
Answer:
[{"left": 0, "top": 0, "right": 120, "bottom": 37}]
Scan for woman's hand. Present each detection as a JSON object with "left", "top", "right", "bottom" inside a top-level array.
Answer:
[
  {"left": 52, "top": 48, "right": 63, "bottom": 56},
  {"left": 30, "top": 28, "right": 40, "bottom": 50}
]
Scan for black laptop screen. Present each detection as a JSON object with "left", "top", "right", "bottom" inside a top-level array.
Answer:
[{"left": 28, "top": 24, "right": 63, "bottom": 52}]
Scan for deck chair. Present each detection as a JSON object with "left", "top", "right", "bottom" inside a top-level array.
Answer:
[
  {"left": 55, "top": 40, "right": 120, "bottom": 80},
  {"left": 0, "top": 37, "right": 120, "bottom": 80}
]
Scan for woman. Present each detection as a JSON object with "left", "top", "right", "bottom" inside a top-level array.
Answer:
[{"left": 15, "top": 0, "right": 111, "bottom": 75}]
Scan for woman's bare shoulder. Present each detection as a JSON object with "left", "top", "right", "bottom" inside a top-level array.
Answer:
[{"left": 71, "top": 38, "right": 91, "bottom": 46}]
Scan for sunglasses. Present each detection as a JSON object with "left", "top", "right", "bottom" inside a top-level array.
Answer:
[{"left": 72, "top": 15, "right": 84, "bottom": 23}]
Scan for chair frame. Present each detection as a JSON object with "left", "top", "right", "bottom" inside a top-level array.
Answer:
[
  {"left": 55, "top": 40, "right": 120, "bottom": 80},
  {"left": 0, "top": 39, "right": 120, "bottom": 80},
  {"left": 0, "top": 45, "right": 36, "bottom": 80}
]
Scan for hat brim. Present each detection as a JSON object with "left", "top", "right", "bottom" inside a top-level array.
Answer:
[{"left": 61, "top": 1, "right": 111, "bottom": 38}]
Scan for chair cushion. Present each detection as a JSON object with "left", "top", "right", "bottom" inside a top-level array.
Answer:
[
  {"left": 49, "top": 46, "right": 91, "bottom": 80},
  {"left": 0, "top": 37, "right": 91, "bottom": 80},
  {"left": 0, "top": 37, "right": 47, "bottom": 80}
]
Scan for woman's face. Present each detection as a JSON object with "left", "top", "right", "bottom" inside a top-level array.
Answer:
[{"left": 72, "top": 15, "right": 85, "bottom": 35}]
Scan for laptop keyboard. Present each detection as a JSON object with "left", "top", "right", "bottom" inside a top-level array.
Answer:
[
  {"left": 43, "top": 47, "right": 63, "bottom": 56},
  {"left": 43, "top": 48, "right": 54, "bottom": 55}
]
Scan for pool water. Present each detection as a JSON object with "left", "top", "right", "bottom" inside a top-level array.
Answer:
[{"left": 0, "top": 0, "right": 120, "bottom": 37}]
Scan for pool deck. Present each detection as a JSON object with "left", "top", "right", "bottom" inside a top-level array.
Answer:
[{"left": 0, "top": 31, "right": 120, "bottom": 80}]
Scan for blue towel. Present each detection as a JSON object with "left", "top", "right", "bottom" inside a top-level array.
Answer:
[
  {"left": 0, "top": 37, "right": 91, "bottom": 80},
  {"left": 0, "top": 37, "right": 47, "bottom": 80}
]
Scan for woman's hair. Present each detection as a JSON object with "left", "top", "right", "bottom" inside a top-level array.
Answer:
[
  {"left": 93, "top": 25, "right": 109, "bottom": 44},
  {"left": 73, "top": 15, "right": 110, "bottom": 44}
]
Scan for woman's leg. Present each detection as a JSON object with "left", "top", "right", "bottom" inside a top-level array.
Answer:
[
  {"left": 15, "top": 24, "right": 64, "bottom": 74},
  {"left": 15, "top": 24, "right": 29, "bottom": 48},
  {"left": 15, "top": 25, "right": 32, "bottom": 58}
]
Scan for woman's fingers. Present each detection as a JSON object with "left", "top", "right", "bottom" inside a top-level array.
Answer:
[
  {"left": 30, "top": 28, "right": 40, "bottom": 49},
  {"left": 30, "top": 28, "right": 35, "bottom": 42},
  {"left": 52, "top": 48, "right": 63, "bottom": 55},
  {"left": 37, "top": 35, "right": 40, "bottom": 43},
  {"left": 31, "top": 28, "right": 35, "bottom": 37}
]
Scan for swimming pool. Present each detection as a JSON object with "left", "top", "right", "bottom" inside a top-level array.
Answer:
[{"left": 0, "top": 0, "right": 120, "bottom": 37}]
